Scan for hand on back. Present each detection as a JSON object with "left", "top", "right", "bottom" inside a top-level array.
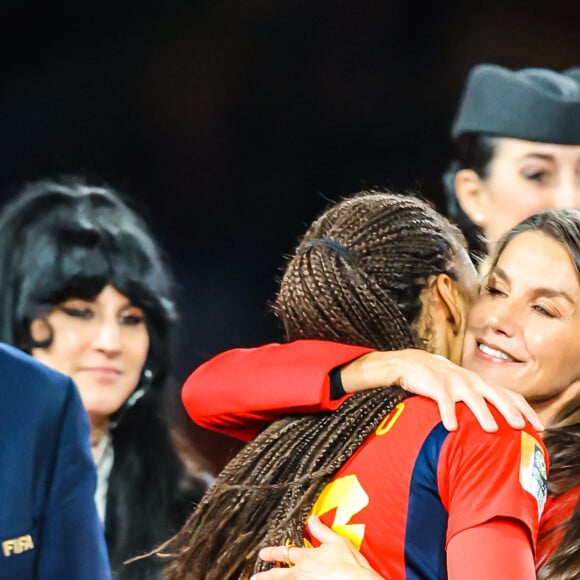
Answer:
[
  {"left": 340, "top": 349, "right": 543, "bottom": 433},
  {"left": 251, "top": 516, "right": 381, "bottom": 580}
]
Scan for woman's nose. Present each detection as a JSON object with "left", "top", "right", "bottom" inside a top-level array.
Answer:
[
  {"left": 551, "top": 177, "right": 580, "bottom": 209},
  {"left": 92, "top": 320, "right": 122, "bottom": 353},
  {"left": 487, "top": 301, "right": 520, "bottom": 338}
]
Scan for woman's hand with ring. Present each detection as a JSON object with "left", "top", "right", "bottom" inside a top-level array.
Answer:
[{"left": 250, "top": 516, "right": 383, "bottom": 579}]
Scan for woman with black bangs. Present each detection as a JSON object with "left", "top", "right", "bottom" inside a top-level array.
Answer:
[{"left": 0, "top": 177, "right": 210, "bottom": 579}]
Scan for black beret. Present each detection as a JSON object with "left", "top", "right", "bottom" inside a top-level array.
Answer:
[{"left": 451, "top": 64, "right": 580, "bottom": 144}]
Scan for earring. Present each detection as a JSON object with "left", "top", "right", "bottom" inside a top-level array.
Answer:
[
  {"left": 123, "top": 368, "right": 152, "bottom": 409},
  {"left": 142, "top": 368, "right": 153, "bottom": 385},
  {"left": 125, "top": 387, "right": 146, "bottom": 408},
  {"left": 108, "top": 368, "right": 152, "bottom": 430}
]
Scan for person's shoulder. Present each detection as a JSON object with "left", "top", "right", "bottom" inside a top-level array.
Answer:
[
  {"left": 387, "top": 395, "right": 443, "bottom": 433},
  {"left": 455, "top": 402, "right": 544, "bottom": 444},
  {"left": 0, "top": 344, "right": 86, "bottom": 440},
  {"left": 447, "top": 404, "right": 548, "bottom": 497},
  {"left": 404, "top": 395, "right": 441, "bottom": 418},
  {"left": 0, "top": 342, "right": 73, "bottom": 395}
]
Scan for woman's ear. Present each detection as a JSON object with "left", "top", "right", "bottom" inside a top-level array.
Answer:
[
  {"left": 30, "top": 317, "right": 51, "bottom": 343},
  {"left": 416, "top": 274, "right": 468, "bottom": 365},
  {"left": 454, "top": 169, "right": 488, "bottom": 229},
  {"left": 433, "top": 274, "right": 465, "bottom": 334}
]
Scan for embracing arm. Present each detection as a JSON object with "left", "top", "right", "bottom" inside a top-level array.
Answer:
[
  {"left": 183, "top": 340, "right": 542, "bottom": 442},
  {"left": 183, "top": 340, "right": 373, "bottom": 441}
]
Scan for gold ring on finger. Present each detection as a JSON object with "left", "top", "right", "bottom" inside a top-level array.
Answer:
[{"left": 283, "top": 544, "right": 294, "bottom": 567}]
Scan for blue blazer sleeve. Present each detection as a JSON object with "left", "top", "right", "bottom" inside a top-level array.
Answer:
[{"left": 36, "top": 377, "right": 111, "bottom": 580}]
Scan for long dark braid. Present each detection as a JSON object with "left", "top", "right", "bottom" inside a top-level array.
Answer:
[{"left": 159, "top": 191, "right": 468, "bottom": 579}]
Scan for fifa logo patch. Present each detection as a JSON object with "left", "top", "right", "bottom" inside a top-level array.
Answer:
[
  {"left": 519, "top": 432, "right": 547, "bottom": 519},
  {"left": 2, "top": 535, "right": 34, "bottom": 557}
]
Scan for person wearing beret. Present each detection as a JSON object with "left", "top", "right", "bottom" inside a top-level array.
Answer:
[
  {"left": 443, "top": 63, "right": 580, "bottom": 266},
  {"left": 0, "top": 342, "right": 111, "bottom": 579}
]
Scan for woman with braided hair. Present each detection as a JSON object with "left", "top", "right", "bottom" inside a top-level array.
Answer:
[
  {"left": 158, "top": 191, "right": 549, "bottom": 579},
  {"left": 252, "top": 397, "right": 580, "bottom": 580},
  {"left": 183, "top": 207, "right": 580, "bottom": 579}
]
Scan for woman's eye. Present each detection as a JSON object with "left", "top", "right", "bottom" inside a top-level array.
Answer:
[
  {"left": 483, "top": 285, "right": 503, "bottom": 296},
  {"left": 533, "top": 304, "right": 556, "bottom": 318},
  {"left": 61, "top": 306, "right": 94, "bottom": 320},
  {"left": 120, "top": 312, "right": 145, "bottom": 326},
  {"left": 523, "top": 170, "right": 549, "bottom": 183}
]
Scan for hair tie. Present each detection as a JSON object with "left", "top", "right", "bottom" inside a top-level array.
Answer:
[{"left": 303, "top": 238, "right": 352, "bottom": 261}]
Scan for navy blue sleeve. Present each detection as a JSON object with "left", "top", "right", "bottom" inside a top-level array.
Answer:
[{"left": 36, "top": 377, "right": 111, "bottom": 580}]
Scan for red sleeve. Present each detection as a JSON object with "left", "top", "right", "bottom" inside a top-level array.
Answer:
[
  {"left": 447, "top": 518, "right": 536, "bottom": 579},
  {"left": 439, "top": 405, "right": 549, "bottom": 555},
  {"left": 181, "top": 340, "right": 374, "bottom": 441}
]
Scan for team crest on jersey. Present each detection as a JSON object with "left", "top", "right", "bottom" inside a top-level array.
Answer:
[
  {"left": 519, "top": 432, "right": 547, "bottom": 519},
  {"left": 309, "top": 474, "right": 369, "bottom": 549}
]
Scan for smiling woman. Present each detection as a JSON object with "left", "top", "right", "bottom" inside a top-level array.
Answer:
[
  {"left": 173, "top": 206, "right": 580, "bottom": 578},
  {"left": 463, "top": 227, "right": 580, "bottom": 424},
  {"left": 0, "top": 177, "right": 210, "bottom": 580},
  {"left": 30, "top": 286, "right": 150, "bottom": 445},
  {"left": 159, "top": 192, "right": 549, "bottom": 580}
]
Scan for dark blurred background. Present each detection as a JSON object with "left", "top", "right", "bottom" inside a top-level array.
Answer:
[{"left": 1, "top": 1, "right": 579, "bottom": 468}]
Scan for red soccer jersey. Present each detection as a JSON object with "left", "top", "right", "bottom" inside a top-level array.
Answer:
[
  {"left": 304, "top": 396, "right": 548, "bottom": 579},
  {"left": 182, "top": 340, "right": 548, "bottom": 576}
]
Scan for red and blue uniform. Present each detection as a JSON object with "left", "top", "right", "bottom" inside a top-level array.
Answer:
[
  {"left": 182, "top": 340, "right": 548, "bottom": 578},
  {"left": 305, "top": 396, "right": 546, "bottom": 579}
]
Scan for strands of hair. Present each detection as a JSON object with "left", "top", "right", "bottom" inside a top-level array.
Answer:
[{"left": 538, "top": 399, "right": 580, "bottom": 580}]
